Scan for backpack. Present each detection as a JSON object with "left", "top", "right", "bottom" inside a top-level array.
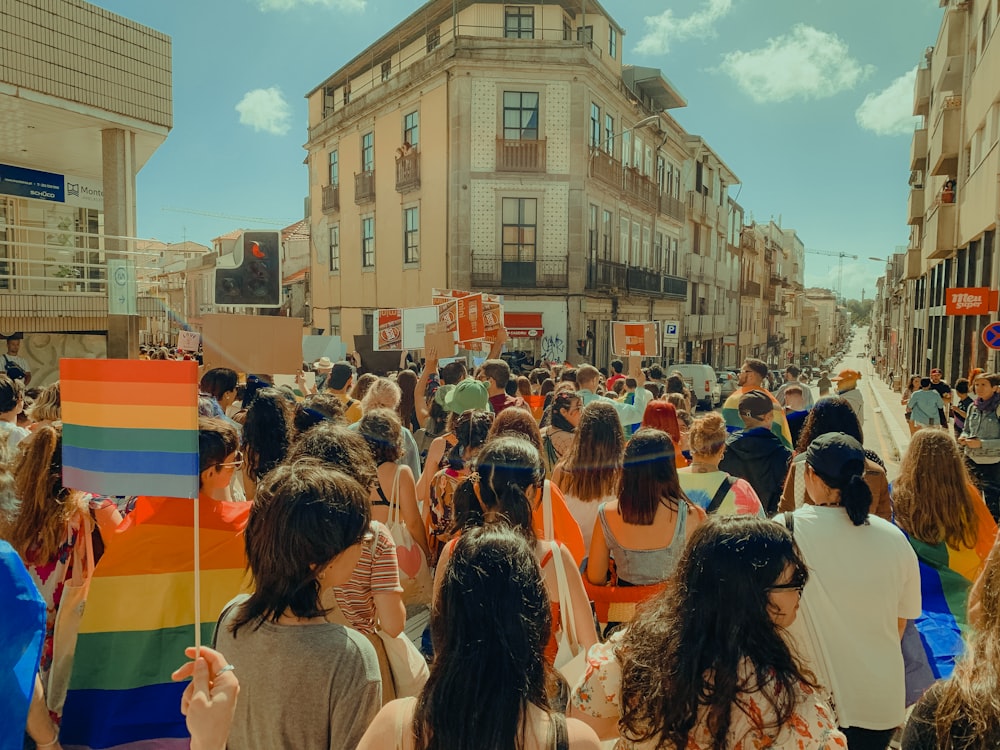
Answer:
[{"left": 2, "top": 355, "right": 25, "bottom": 381}]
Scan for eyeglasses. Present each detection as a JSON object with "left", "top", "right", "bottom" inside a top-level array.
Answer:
[
  {"left": 768, "top": 578, "right": 805, "bottom": 594},
  {"left": 216, "top": 451, "right": 245, "bottom": 470}
]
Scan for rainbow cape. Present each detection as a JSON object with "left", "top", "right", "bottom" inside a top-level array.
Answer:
[
  {"left": 721, "top": 387, "right": 793, "bottom": 449},
  {"left": 901, "top": 488, "right": 997, "bottom": 682},
  {"left": 60, "top": 496, "right": 250, "bottom": 750}
]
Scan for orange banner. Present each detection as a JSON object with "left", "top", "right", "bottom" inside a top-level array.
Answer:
[
  {"left": 457, "top": 293, "right": 486, "bottom": 343},
  {"left": 376, "top": 308, "right": 403, "bottom": 350},
  {"left": 946, "top": 288, "right": 992, "bottom": 316}
]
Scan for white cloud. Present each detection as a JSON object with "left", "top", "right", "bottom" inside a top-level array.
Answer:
[
  {"left": 855, "top": 67, "right": 920, "bottom": 136},
  {"left": 719, "top": 25, "right": 874, "bottom": 103},
  {"left": 256, "top": 0, "right": 365, "bottom": 11},
  {"left": 235, "top": 87, "right": 292, "bottom": 136},
  {"left": 636, "top": 0, "right": 733, "bottom": 55}
]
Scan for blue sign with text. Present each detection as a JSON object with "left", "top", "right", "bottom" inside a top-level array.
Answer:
[{"left": 0, "top": 164, "right": 64, "bottom": 203}]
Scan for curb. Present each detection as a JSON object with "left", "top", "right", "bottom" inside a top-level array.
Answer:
[{"left": 865, "top": 377, "right": 908, "bottom": 463}]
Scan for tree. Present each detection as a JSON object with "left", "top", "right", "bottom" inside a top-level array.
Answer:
[{"left": 845, "top": 298, "right": 873, "bottom": 325}]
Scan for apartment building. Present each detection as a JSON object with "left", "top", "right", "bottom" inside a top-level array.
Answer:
[
  {"left": 304, "top": 0, "right": 742, "bottom": 367},
  {"left": 893, "top": 0, "right": 1000, "bottom": 379},
  {"left": 738, "top": 221, "right": 807, "bottom": 367},
  {"left": 0, "top": 0, "right": 173, "bottom": 365}
]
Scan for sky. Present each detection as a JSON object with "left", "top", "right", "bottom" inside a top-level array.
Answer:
[{"left": 91, "top": 0, "right": 945, "bottom": 301}]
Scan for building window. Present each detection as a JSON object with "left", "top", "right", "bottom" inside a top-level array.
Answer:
[
  {"left": 654, "top": 232, "right": 664, "bottom": 271},
  {"left": 403, "top": 111, "right": 419, "bottom": 147},
  {"left": 328, "top": 150, "right": 339, "bottom": 186},
  {"left": 501, "top": 197, "right": 537, "bottom": 262},
  {"left": 323, "top": 85, "right": 335, "bottom": 117},
  {"left": 362, "top": 217, "right": 375, "bottom": 268},
  {"left": 343, "top": 83, "right": 351, "bottom": 106},
  {"left": 622, "top": 131, "right": 631, "bottom": 167},
  {"left": 329, "top": 224, "right": 340, "bottom": 272},
  {"left": 588, "top": 204, "right": 599, "bottom": 258},
  {"left": 632, "top": 222, "right": 642, "bottom": 266},
  {"left": 563, "top": 18, "right": 572, "bottom": 40},
  {"left": 361, "top": 132, "right": 374, "bottom": 171},
  {"left": 602, "top": 209, "right": 612, "bottom": 260},
  {"left": 381, "top": 60, "right": 392, "bottom": 82},
  {"left": 503, "top": 91, "right": 539, "bottom": 140},
  {"left": 363, "top": 312, "right": 374, "bottom": 336},
  {"left": 505, "top": 7, "right": 535, "bottom": 39},
  {"left": 609, "top": 26, "right": 617, "bottom": 59},
  {"left": 642, "top": 226, "right": 651, "bottom": 268},
  {"left": 577, "top": 26, "right": 593, "bottom": 47},
  {"left": 604, "top": 114, "right": 614, "bottom": 155},
  {"left": 590, "top": 103, "right": 601, "bottom": 148},
  {"left": 404, "top": 206, "right": 419, "bottom": 264},
  {"left": 426, "top": 28, "right": 440, "bottom": 52},
  {"left": 619, "top": 217, "right": 630, "bottom": 265}
]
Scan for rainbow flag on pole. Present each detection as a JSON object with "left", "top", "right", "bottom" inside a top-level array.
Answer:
[
  {"left": 60, "top": 496, "right": 250, "bottom": 750},
  {"left": 60, "top": 359, "right": 199, "bottom": 499}
]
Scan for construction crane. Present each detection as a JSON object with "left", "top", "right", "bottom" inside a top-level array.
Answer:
[{"left": 805, "top": 249, "right": 858, "bottom": 301}]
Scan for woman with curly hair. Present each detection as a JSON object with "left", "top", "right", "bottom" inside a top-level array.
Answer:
[
  {"left": 902, "top": 541, "right": 1000, "bottom": 749},
  {"left": 572, "top": 515, "right": 845, "bottom": 749},
  {"left": 356, "top": 377, "right": 421, "bottom": 477},
  {"left": 778, "top": 396, "right": 892, "bottom": 521},
  {"left": 27, "top": 380, "right": 61, "bottom": 432},
  {"left": 551, "top": 401, "right": 624, "bottom": 549},
  {"left": 891, "top": 428, "right": 997, "bottom": 683},
  {"left": 678, "top": 413, "right": 763, "bottom": 517},
  {"left": 240, "top": 387, "right": 294, "bottom": 502},
  {"left": 360, "top": 525, "right": 600, "bottom": 749}
]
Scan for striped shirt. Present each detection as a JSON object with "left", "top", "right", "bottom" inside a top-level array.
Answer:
[{"left": 333, "top": 521, "right": 402, "bottom": 634}]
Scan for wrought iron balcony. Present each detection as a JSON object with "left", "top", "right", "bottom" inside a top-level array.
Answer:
[
  {"left": 395, "top": 151, "right": 420, "bottom": 193},
  {"left": 322, "top": 184, "right": 339, "bottom": 213},
  {"left": 354, "top": 170, "right": 375, "bottom": 204},
  {"left": 586, "top": 259, "right": 627, "bottom": 291},
  {"left": 470, "top": 256, "right": 567, "bottom": 288}
]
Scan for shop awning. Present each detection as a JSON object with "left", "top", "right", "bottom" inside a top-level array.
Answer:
[{"left": 504, "top": 312, "right": 543, "bottom": 339}]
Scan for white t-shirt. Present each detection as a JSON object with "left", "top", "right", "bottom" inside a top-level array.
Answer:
[
  {"left": 563, "top": 492, "right": 614, "bottom": 551},
  {"left": 2, "top": 353, "right": 30, "bottom": 379},
  {"left": 0, "top": 420, "right": 29, "bottom": 459},
  {"left": 780, "top": 505, "right": 920, "bottom": 730}
]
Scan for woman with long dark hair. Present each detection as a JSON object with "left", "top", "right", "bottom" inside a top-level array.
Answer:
[
  {"left": 540, "top": 391, "right": 581, "bottom": 473},
  {"left": 778, "top": 433, "right": 920, "bottom": 749},
  {"left": 240, "top": 387, "right": 293, "bottom": 502},
  {"left": 586, "top": 429, "right": 704, "bottom": 587},
  {"left": 778, "top": 397, "right": 892, "bottom": 521},
  {"left": 359, "top": 525, "right": 600, "bottom": 750},
  {"left": 572, "top": 515, "right": 845, "bottom": 749},
  {"left": 959, "top": 372, "right": 1000, "bottom": 521},
  {"left": 551, "top": 401, "right": 625, "bottom": 550}
]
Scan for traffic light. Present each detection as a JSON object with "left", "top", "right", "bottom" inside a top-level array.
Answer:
[{"left": 213, "top": 231, "right": 282, "bottom": 307}]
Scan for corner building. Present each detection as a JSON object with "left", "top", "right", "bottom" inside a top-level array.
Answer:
[{"left": 305, "top": 0, "right": 741, "bottom": 367}]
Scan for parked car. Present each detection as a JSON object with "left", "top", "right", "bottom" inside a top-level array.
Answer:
[
  {"left": 718, "top": 371, "right": 738, "bottom": 401},
  {"left": 669, "top": 363, "right": 720, "bottom": 410}
]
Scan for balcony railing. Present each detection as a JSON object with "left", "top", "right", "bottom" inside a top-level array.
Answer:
[
  {"left": 470, "top": 256, "right": 567, "bottom": 288},
  {"left": 591, "top": 151, "right": 623, "bottom": 190},
  {"left": 659, "top": 194, "right": 686, "bottom": 222},
  {"left": 742, "top": 280, "right": 761, "bottom": 296},
  {"left": 395, "top": 151, "right": 420, "bottom": 192},
  {"left": 628, "top": 266, "right": 662, "bottom": 294},
  {"left": 661, "top": 274, "right": 687, "bottom": 298},
  {"left": 322, "top": 184, "right": 340, "bottom": 213},
  {"left": 586, "top": 259, "right": 627, "bottom": 290},
  {"left": 623, "top": 169, "right": 658, "bottom": 212},
  {"left": 496, "top": 138, "right": 547, "bottom": 172},
  {"left": 354, "top": 170, "right": 375, "bottom": 203}
]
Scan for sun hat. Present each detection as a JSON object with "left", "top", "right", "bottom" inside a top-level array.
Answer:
[{"left": 313, "top": 356, "right": 334, "bottom": 371}]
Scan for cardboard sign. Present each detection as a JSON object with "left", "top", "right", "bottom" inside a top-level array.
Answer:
[
  {"left": 273, "top": 372, "right": 315, "bottom": 398},
  {"left": 483, "top": 301, "right": 504, "bottom": 343},
  {"left": 375, "top": 309, "right": 403, "bottom": 351},
  {"left": 437, "top": 299, "right": 459, "bottom": 334},
  {"left": 611, "top": 321, "right": 660, "bottom": 357},
  {"left": 176, "top": 330, "right": 201, "bottom": 352},
  {"left": 402, "top": 306, "right": 441, "bottom": 349},
  {"left": 202, "top": 314, "right": 304, "bottom": 375},
  {"left": 457, "top": 293, "right": 486, "bottom": 343},
  {"left": 946, "top": 287, "right": 996, "bottom": 316},
  {"left": 424, "top": 323, "right": 457, "bottom": 358}
]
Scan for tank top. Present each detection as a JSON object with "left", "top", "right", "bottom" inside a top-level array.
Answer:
[{"left": 597, "top": 499, "right": 688, "bottom": 586}]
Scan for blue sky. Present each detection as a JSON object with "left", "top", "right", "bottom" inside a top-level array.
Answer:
[{"left": 92, "top": 0, "right": 943, "bottom": 300}]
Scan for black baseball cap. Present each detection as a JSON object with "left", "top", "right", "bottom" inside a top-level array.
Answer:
[
  {"left": 738, "top": 389, "right": 772, "bottom": 420},
  {"left": 805, "top": 432, "right": 865, "bottom": 483}
]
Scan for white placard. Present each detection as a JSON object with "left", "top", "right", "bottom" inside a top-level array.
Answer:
[
  {"left": 177, "top": 330, "right": 201, "bottom": 351},
  {"left": 402, "top": 306, "right": 443, "bottom": 349}
]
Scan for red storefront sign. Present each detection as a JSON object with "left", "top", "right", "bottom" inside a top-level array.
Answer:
[{"left": 946, "top": 287, "right": 999, "bottom": 316}]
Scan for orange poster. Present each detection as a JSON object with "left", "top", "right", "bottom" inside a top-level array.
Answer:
[
  {"left": 457, "top": 293, "right": 486, "bottom": 343},
  {"left": 483, "top": 301, "right": 504, "bottom": 343},
  {"left": 611, "top": 321, "right": 660, "bottom": 357},
  {"left": 946, "top": 287, "right": 992, "bottom": 316},
  {"left": 375, "top": 308, "right": 403, "bottom": 351}
]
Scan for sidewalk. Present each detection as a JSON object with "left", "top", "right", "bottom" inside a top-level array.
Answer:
[{"left": 863, "top": 367, "right": 910, "bottom": 463}]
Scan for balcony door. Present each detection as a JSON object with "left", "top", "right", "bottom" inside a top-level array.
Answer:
[{"left": 501, "top": 197, "right": 537, "bottom": 287}]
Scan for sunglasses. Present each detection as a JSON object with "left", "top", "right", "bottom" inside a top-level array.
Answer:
[
  {"left": 216, "top": 451, "right": 245, "bottom": 470},
  {"left": 768, "top": 575, "right": 806, "bottom": 594}
]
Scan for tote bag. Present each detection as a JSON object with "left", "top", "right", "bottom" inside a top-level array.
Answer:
[
  {"left": 550, "top": 540, "right": 587, "bottom": 688},
  {"left": 385, "top": 466, "right": 433, "bottom": 607},
  {"left": 47, "top": 513, "right": 95, "bottom": 714}
]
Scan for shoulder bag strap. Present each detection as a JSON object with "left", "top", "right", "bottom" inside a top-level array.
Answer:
[
  {"left": 706, "top": 475, "right": 733, "bottom": 514},
  {"left": 551, "top": 712, "right": 569, "bottom": 750},
  {"left": 542, "top": 479, "right": 554, "bottom": 541},
  {"left": 783, "top": 511, "right": 794, "bottom": 536},
  {"left": 549, "top": 540, "right": 578, "bottom": 653},
  {"left": 794, "top": 461, "right": 806, "bottom": 509},
  {"left": 389, "top": 465, "right": 403, "bottom": 525}
]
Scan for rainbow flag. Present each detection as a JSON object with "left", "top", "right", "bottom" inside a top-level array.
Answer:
[
  {"left": 60, "top": 496, "right": 250, "bottom": 750},
  {"left": 60, "top": 359, "right": 199, "bottom": 499},
  {"left": 722, "top": 387, "right": 793, "bottom": 449}
]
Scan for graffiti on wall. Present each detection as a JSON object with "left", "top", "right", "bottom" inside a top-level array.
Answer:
[{"left": 541, "top": 333, "right": 565, "bottom": 363}]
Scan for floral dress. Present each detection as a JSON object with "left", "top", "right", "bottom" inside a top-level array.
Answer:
[
  {"left": 23, "top": 496, "right": 117, "bottom": 688},
  {"left": 571, "top": 635, "right": 847, "bottom": 750}
]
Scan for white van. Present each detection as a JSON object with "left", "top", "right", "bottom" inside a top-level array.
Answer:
[{"left": 667, "top": 364, "right": 720, "bottom": 410}]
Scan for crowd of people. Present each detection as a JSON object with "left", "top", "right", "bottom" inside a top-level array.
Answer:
[{"left": 3, "top": 345, "right": 1000, "bottom": 750}]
